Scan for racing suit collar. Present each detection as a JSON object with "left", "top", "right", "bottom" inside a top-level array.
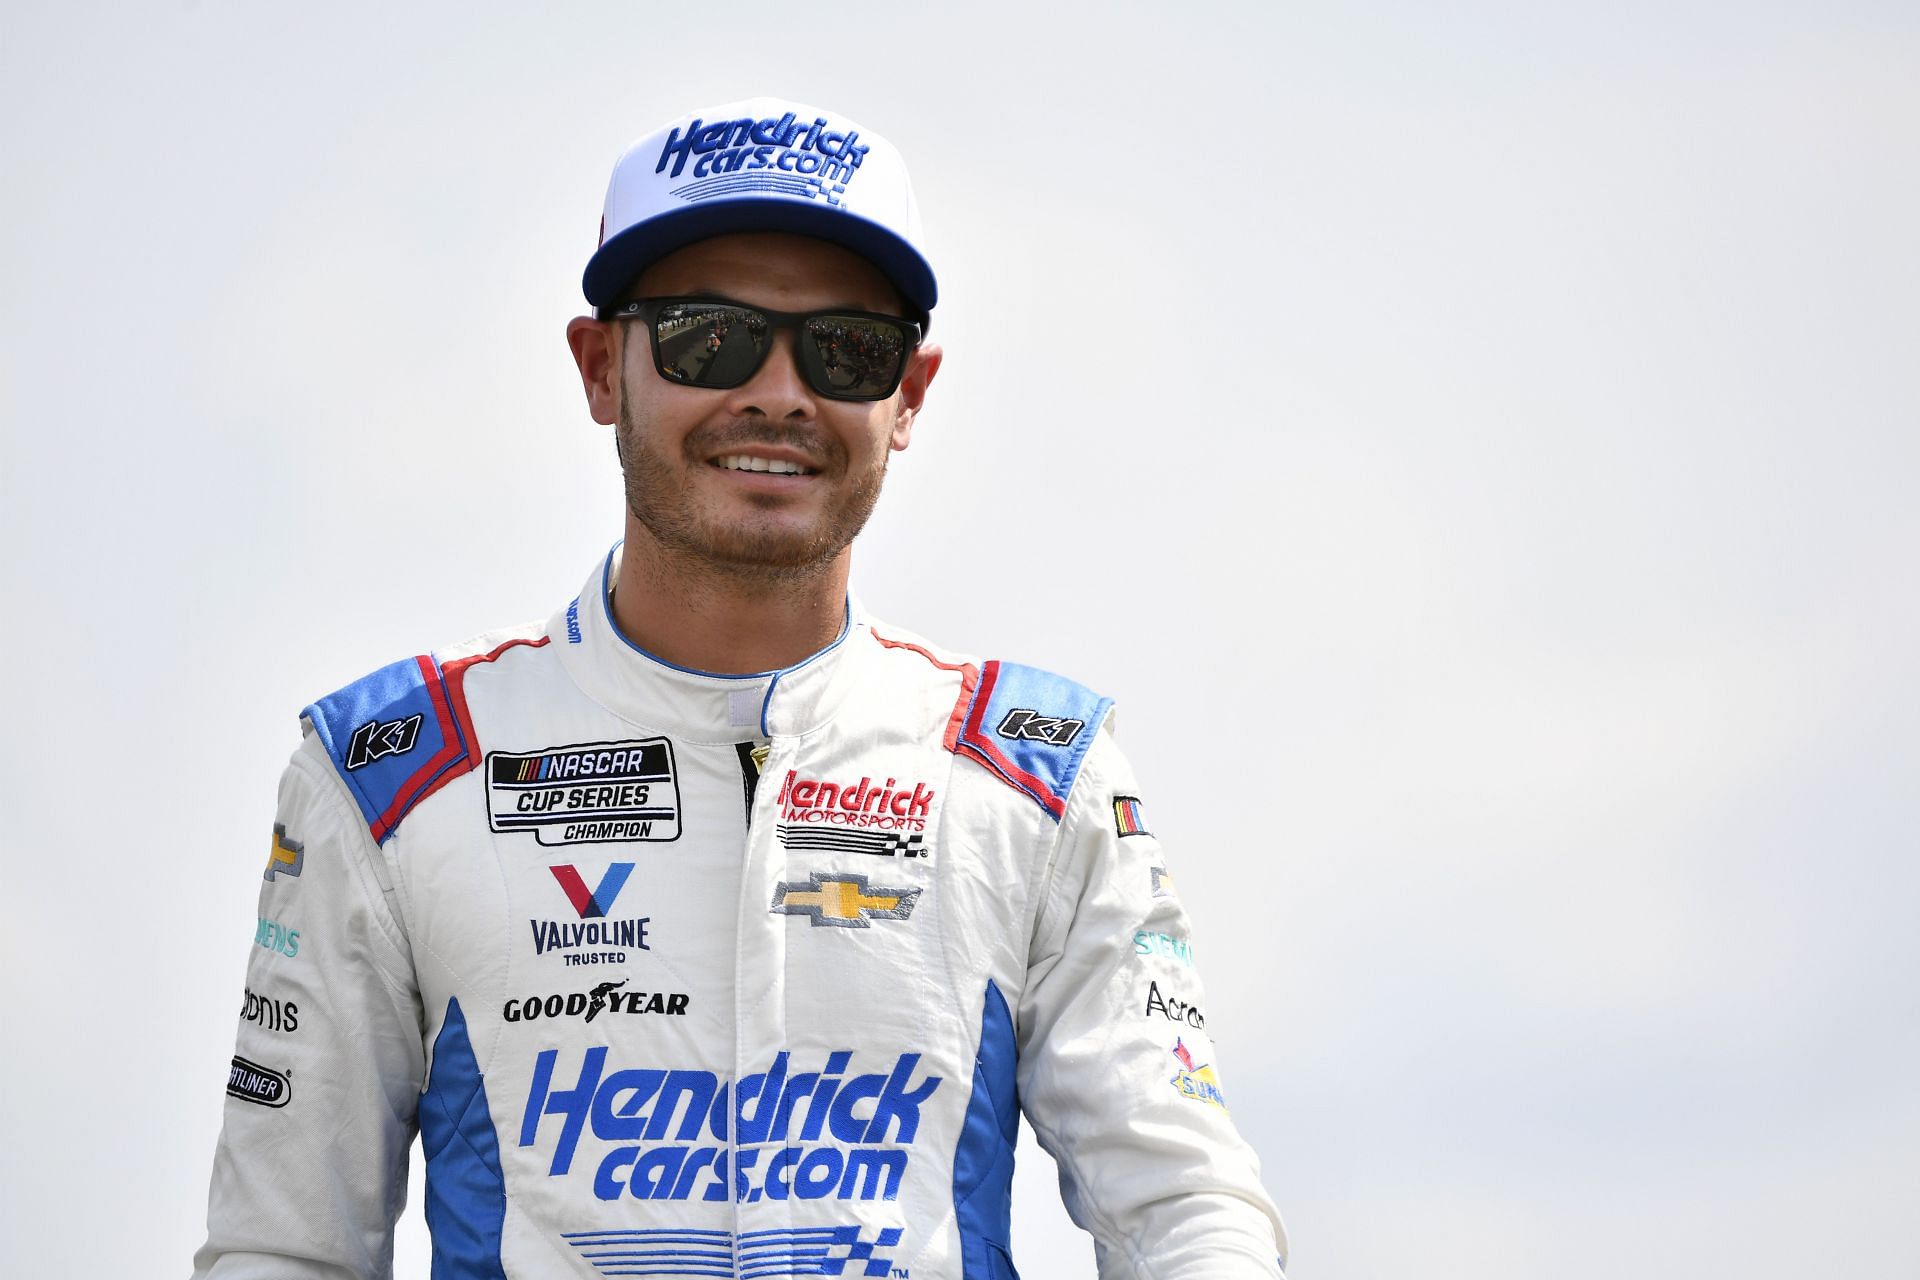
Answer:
[{"left": 552, "top": 544, "right": 863, "bottom": 743}]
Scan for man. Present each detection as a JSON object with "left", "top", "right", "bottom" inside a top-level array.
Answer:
[{"left": 195, "top": 97, "right": 1287, "bottom": 1280}]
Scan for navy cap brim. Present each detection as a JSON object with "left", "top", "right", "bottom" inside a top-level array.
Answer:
[{"left": 583, "top": 200, "right": 938, "bottom": 320}]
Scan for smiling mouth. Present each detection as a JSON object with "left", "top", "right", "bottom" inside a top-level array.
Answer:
[{"left": 713, "top": 454, "right": 818, "bottom": 476}]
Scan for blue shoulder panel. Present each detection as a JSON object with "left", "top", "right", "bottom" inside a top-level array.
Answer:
[
  {"left": 953, "top": 661, "right": 1113, "bottom": 821},
  {"left": 302, "top": 654, "right": 468, "bottom": 844}
]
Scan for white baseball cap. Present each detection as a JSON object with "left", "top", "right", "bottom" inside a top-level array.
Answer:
[{"left": 583, "top": 97, "right": 937, "bottom": 321}]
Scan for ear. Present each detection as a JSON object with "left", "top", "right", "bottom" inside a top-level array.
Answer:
[
  {"left": 567, "top": 316, "right": 623, "bottom": 426},
  {"left": 890, "top": 342, "right": 942, "bottom": 451}
]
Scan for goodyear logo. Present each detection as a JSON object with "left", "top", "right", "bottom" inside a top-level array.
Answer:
[
  {"left": 521, "top": 1048, "right": 940, "bottom": 1204},
  {"left": 263, "top": 824, "right": 304, "bottom": 882},
  {"left": 770, "top": 872, "right": 920, "bottom": 929}
]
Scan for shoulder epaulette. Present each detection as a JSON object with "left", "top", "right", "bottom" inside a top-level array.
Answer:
[
  {"left": 302, "top": 635, "right": 549, "bottom": 843},
  {"left": 303, "top": 654, "right": 471, "bottom": 844},
  {"left": 950, "top": 660, "right": 1113, "bottom": 821}
]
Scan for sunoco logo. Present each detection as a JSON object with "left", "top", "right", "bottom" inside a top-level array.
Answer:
[
  {"left": 521, "top": 1048, "right": 939, "bottom": 1204},
  {"left": 776, "top": 771, "right": 934, "bottom": 833},
  {"left": 227, "top": 1055, "right": 291, "bottom": 1108},
  {"left": 1168, "top": 1038, "right": 1227, "bottom": 1111}
]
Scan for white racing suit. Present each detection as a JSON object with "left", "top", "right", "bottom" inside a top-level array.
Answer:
[{"left": 194, "top": 548, "right": 1287, "bottom": 1279}]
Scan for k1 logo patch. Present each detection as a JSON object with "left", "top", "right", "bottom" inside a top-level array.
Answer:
[
  {"left": 345, "top": 713, "right": 422, "bottom": 770},
  {"left": 487, "top": 739, "right": 681, "bottom": 845},
  {"left": 997, "top": 707, "right": 1085, "bottom": 747}
]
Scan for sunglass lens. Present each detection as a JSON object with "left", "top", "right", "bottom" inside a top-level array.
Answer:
[
  {"left": 802, "top": 316, "right": 909, "bottom": 399},
  {"left": 652, "top": 303, "right": 769, "bottom": 387}
]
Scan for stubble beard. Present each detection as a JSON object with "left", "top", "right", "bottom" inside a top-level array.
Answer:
[{"left": 615, "top": 385, "right": 890, "bottom": 585}]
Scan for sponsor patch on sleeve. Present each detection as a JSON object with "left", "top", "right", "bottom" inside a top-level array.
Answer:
[
  {"left": 264, "top": 823, "right": 305, "bottom": 882},
  {"left": 1114, "top": 795, "right": 1151, "bottom": 838},
  {"left": 227, "top": 1055, "right": 292, "bottom": 1108}
]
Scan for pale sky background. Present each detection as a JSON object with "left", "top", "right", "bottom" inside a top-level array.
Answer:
[{"left": 2, "top": 1, "right": 1916, "bottom": 1276}]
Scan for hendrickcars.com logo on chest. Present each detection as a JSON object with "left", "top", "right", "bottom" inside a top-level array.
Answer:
[{"left": 520, "top": 1048, "right": 942, "bottom": 1204}]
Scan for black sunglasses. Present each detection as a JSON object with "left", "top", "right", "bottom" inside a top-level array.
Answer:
[{"left": 607, "top": 296, "right": 923, "bottom": 402}]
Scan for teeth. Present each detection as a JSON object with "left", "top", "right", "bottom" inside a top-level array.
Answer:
[{"left": 717, "top": 455, "right": 808, "bottom": 475}]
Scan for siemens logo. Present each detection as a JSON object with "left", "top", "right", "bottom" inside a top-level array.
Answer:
[
  {"left": 520, "top": 1048, "right": 940, "bottom": 1204},
  {"left": 1134, "top": 930, "right": 1194, "bottom": 966}
]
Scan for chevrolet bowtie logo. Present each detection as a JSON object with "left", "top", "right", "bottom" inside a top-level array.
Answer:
[
  {"left": 264, "top": 823, "right": 305, "bottom": 883},
  {"left": 770, "top": 871, "right": 921, "bottom": 929}
]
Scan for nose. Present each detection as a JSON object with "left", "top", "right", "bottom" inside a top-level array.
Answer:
[{"left": 721, "top": 329, "right": 818, "bottom": 422}]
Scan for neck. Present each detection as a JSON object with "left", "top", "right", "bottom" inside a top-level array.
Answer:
[{"left": 609, "top": 515, "right": 852, "bottom": 675}]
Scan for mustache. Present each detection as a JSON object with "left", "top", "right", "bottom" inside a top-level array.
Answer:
[{"left": 683, "top": 419, "right": 842, "bottom": 467}]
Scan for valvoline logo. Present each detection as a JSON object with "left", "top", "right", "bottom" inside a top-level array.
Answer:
[
  {"left": 550, "top": 863, "right": 632, "bottom": 918},
  {"left": 532, "top": 863, "right": 649, "bottom": 964},
  {"left": 520, "top": 1048, "right": 941, "bottom": 1203}
]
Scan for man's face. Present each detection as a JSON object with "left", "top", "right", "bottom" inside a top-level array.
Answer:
[{"left": 595, "top": 232, "right": 937, "bottom": 579}]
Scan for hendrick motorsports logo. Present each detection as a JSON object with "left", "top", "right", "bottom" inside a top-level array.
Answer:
[
  {"left": 487, "top": 739, "right": 681, "bottom": 845},
  {"left": 770, "top": 872, "right": 920, "bottom": 929},
  {"left": 521, "top": 1048, "right": 940, "bottom": 1203},
  {"left": 776, "top": 771, "right": 934, "bottom": 833}
]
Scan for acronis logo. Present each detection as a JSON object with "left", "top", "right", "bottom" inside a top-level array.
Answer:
[
  {"left": 520, "top": 1048, "right": 941, "bottom": 1203},
  {"left": 656, "top": 112, "right": 871, "bottom": 189}
]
